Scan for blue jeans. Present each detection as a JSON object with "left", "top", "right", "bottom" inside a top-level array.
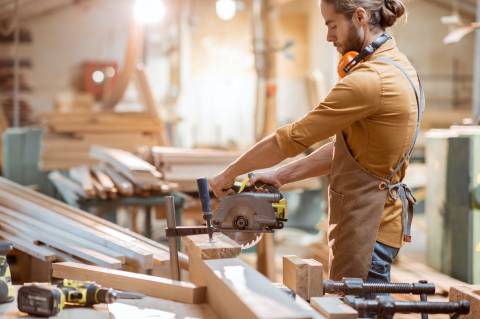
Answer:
[{"left": 366, "top": 241, "right": 399, "bottom": 284}]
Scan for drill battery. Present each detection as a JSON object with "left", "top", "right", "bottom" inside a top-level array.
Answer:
[{"left": 17, "top": 280, "right": 118, "bottom": 317}]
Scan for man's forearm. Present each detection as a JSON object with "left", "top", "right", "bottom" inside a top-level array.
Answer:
[
  {"left": 276, "top": 142, "right": 333, "bottom": 184},
  {"left": 224, "top": 134, "right": 288, "bottom": 179}
]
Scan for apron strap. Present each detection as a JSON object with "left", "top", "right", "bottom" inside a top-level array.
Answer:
[
  {"left": 375, "top": 57, "right": 425, "bottom": 242},
  {"left": 387, "top": 182, "right": 416, "bottom": 242}
]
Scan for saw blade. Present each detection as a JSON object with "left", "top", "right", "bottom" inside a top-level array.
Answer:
[
  {"left": 213, "top": 194, "right": 274, "bottom": 249},
  {"left": 224, "top": 231, "right": 263, "bottom": 249}
]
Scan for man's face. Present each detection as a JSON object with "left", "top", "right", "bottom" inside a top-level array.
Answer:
[{"left": 321, "top": 1, "right": 363, "bottom": 54}]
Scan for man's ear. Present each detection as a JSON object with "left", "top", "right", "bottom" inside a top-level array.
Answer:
[{"left": 352, "top": 7, "right": 369, "bottom": 27}]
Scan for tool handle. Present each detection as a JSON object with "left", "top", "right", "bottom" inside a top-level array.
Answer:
[{"left": 197, "top": 178, "right": 212, "bottom": 214}]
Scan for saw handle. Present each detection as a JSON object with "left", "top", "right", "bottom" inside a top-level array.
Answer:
[{"left": 197, "top": 178, "right": 212, "bottom": 214}]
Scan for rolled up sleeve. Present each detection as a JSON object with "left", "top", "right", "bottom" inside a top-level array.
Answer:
[{"left": 274, "top": 65, "right": 382, "bottom": 157}]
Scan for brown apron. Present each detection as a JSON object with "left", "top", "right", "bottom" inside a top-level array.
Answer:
[{"left": 327, "top": 57, "right": 425, "bottom": 280}]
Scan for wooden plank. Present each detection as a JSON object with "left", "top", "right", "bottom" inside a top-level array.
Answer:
[
  {"left": 257, "top": 233, "right": 276, "bottom": 280},
  {"left": 0, "top": 191, "right": 153, "bottom": 269},
  {"left": 283, "top": 255, "right": 309, "bottom": 300},
  {"left": 310, "top": 297, "right": 358, "bottom": 319},
  {"left": 134, "top": 65, "right": 170, "bottom": 146},
  {"left": 182, "top": 233, "right": 241, "bottom": 260},
  {"left": 0, "top": 205, "right": 126, "bottom": 263},
  {"left": 305, "top": 259, "right": 323, "bottom": 299},
  {"left": 0, "top": 211, "right": 123, "bottom": 269},
  {"left": 183, "top": 233, "right": 241, "bottom": 286},
  {"left": 0, "top": 229, "right": 58, "bottom": 262},
  {"left": 201, "top": 258, "right": 313, "bottom": 319},
  {"left": 99, "top": 163, "right": 134, "bottom": 196},
  {"left": 48, "top": 171, "right": 85, "bottom": 197},
  {"left": 69, "top": 165, "right": 95, "bottom": 198},
  {"left": 91, "top": 167, "right": 117, "bottom": 198},
  {"left": 91, "top": 175, "right": 108, "bottom": 200},
  {"left": 449, "top": 285, "right": 480, "bottom": 319},
  {"left": 0, "top": 176, "right": 161, "bottom": 268},
  {"left": 52, "top": 262, "right": 205, "bottom": 304}
]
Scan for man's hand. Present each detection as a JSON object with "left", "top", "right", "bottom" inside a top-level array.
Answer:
[
  {"left": 247, "top": 170, "right": 283, "bottom": 189},
  {"left": 209, "top": 171, "right": 235, "bottom": 198}
]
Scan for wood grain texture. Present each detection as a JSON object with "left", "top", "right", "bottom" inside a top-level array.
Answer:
[
  {"left": 449, "top": 285, "right": 480, "bottom": 319},
  {"left": 310, "top": 297, "right": 358, "bottom": 319},
  {"left": 203, "top": 258, "right": 314, "bottom": 319},
  {"left": 283, "top": 255, "right": 309, "bottom": 299},
  {"left": 52, "top": 262, "right": 205, "bottom": 304},
  {"left": 182, "top": 233, "right": 241, "bottom": 260}
]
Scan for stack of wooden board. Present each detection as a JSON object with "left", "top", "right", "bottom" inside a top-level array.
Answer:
[
  {"left": 40, "top": 111, "right": 163, "bottom": 170},
  {"left": 0, "top": 176, "right": 186, "bottom": 275},
  {"left": 48, "top": 146, "right": 178, "bottom": 202}
]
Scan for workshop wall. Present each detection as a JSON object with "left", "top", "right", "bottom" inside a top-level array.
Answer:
[{"left": 21, "top": 0, "right": 476, "bottom": 148}]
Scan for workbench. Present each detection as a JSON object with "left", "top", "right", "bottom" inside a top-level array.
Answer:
[
  {"left": 78, "top": 193, "right": 185, "bottom": 239},
  {"left": 0, "top": 286, "right": 219, "bottom": 319}
]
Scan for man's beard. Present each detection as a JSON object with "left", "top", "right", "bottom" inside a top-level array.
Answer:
[{"left": 342, "top": 22, "right": 364, "bottom": 54}]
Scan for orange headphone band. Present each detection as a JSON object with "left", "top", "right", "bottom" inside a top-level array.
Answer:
[{"left": 337, "top": 33, "right": 392, "bottom": 78}]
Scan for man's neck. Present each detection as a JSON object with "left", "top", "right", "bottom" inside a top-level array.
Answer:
[{"left": 361, "top": 29, "right": 386, "bottom": 51}]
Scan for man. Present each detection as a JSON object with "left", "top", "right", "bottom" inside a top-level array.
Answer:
[{"left": 210, "top": 0, "right": 424, "bottom": 283}]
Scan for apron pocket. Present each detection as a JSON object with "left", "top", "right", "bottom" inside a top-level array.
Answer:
[{"left": 327, "top": 187, "right": 344, "bottom": 248}]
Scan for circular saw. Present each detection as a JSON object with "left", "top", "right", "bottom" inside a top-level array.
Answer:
[
  {"left": 164, "top": 175, "right": 287, "bottom": 250},
  {"left": 211, "top": 174, "right": 287, "bottom": 249}
]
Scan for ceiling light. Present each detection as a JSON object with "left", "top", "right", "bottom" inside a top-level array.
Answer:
[
  {"left": 134, "top": 0, "right": 166, "bottom": 25},
  {"left": 216, "top": 0, "right": 236, "bottom": 21}
]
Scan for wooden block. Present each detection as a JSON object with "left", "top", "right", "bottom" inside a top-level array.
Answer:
[
  {"left": 183, "top": 233, "right": 241, "bottom": 287},
  {"left": 52, "top": 262, "right": 205, "bottom": 304},
  {"left": 203, "top": 258, "right": 314, "bottom": 319},
  {"left": 182, "top": 233, "right": 241, "bottom": 260},
  {"left": 449, "top": 285, "right": 480, "bottom": 319},
  {"left": 284, "top": 255, "right": 309, "bottom": 299},
  {"left": 305, "top": 259, "right": 324, "bottom": 299},
  {"left": 310, "top": 297, "right": 358, "bottom": 319}
]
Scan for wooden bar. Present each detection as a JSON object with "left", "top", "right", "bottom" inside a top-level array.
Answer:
[{"left": 52, "top": 262, "right": 206, "bottom": 304}]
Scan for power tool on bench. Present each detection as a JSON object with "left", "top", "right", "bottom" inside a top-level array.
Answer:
[
  {"left": 165, "top": 173, "right": 287, "bottom": 249},
  {"left": 0, "top": 241, "right": 14, "bottom": 304},
  {"left": 17, "top": 279, "right": 141, "bottom": 317}
]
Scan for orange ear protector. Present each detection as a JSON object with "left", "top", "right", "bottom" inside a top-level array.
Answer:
[{"left": 337, "top": 33, "right": 392, "bottom": 78}]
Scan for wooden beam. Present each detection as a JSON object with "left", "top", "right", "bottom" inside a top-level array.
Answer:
[
  {"left": 283, "top": 255, "right": 309, "bottom": 299},
  {"left": 202, "top": 258, "right": 314, "bottom": 319},
  {"left": 0, "top": 205, "right": 126, "bottom": 263},
  {"left": 0, "top": 229, "right": 57, "bottom": 262},
  {"left": 0, "top": 211, "right": 123, "bottom": 269},
  {"left": 52, "top": 262, "right": 205, "bottom": 304},
  {"left": 305, "top": 259, "right": 323, "bottom": 299},
  {"left": 449, "top": 285, "right": 480, "bottom": 319},
  {"left": 69, "top": 165, "right": 95, "bottom": 198},
  {"left": 182, "top": 234, "right": 241, "bottom": 260},
  {"left": 99, "top": 163, "right": 134, "bottom": 196},
  {"left": 310, "top": 297, "right": 358, "bottom": 319},
  {"left": 183, "top": 233, "right": 241, "bottom": 286},
  {"left": 134, "top": 65, "right": 170, "bottom": 146},
  {"left": 0, "top": 177, "right": 157, "bottom": 269},
  {"left": 257, "top": 233, "right": 276, "bottom": 280}
]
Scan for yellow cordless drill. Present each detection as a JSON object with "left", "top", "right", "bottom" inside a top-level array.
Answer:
[
  {"left": 18, "top": 279, "right": 118, "bottom": 316},
  {"left": 0, "top": 242, "right": 14, "bottom": 304}
]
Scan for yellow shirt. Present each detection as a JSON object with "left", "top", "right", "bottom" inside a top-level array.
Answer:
[{"left": 275, "top": 38, "right": 420, "bottom": 248}]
